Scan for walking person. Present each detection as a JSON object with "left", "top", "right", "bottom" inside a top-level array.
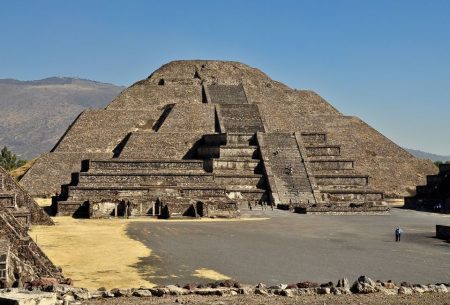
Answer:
[{"left": 395, "top": 226, "right": 403, "bottom": 242}]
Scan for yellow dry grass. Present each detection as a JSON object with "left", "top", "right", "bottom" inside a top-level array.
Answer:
[
  {"left": 10, "top": 158, "right": 37, "bottom": 180},
  {"left": 386, "top": 199, "right": 405, "bottom": 207},
  {"left": 30, "top": 217, "right": 153, "bottom": 290},
  {"left": 34, "top": 198, "right": 52, "bottom": 207},
  {"left": 192, "top": 268, "right": 231, "bottom": 281}
]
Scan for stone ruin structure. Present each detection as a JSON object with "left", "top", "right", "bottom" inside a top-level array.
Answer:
[
  {"left": 0, "top": 208, "right": 63, "bottom": 288},
  {"left": 405, "top": 163, "right": 449, "bottom": 213},
  {"left": 19, "top": 60, "right": 436, "bottom": 218},
  {"left": 0, "top": 166, "right": 53, "bottom": 226},
  {"left": 0, "top": 167, "right": 61, "bottom": 287}
]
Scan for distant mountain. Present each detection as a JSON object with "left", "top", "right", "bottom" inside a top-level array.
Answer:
[
  {"left": 406, "top": 148, "right": 450, "bottom": 162},
  {"left": 0, "top": 77, "right": 125, "bottom": 159}
]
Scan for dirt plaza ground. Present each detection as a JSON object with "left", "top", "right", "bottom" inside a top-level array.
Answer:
[
  {"left": 32, "top": 207, "right": 450, "bottom": 289},
  {"left": 127, "top": 207, "right": 450, "bottom": 286}
]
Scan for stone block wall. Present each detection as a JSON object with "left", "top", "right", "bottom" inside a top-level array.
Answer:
[
  {"left": 436, "top": 225, "right": 450, "bottom": 240},
  {"left": 118, "top": 132, "right": 204, "bottom": 159},
  {"left": 53, "top": 109, "right": 156, "bottom": 153},
  {"left": 20, "top": 152, "right": 111, "bottom": 197},
  {"left": 106, "top": 81, "right": 202, "bottom": 110}
]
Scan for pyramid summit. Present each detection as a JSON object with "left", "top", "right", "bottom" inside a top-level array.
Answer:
[{"left": 21, "top": 60, "right": 436, "bottom": 217}]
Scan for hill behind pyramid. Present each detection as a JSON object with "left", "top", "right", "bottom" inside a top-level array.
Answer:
[
  {"left": 20, "top": 60, "right": 436, "bottom": 216},
  {"left": 0, "top": 77, "right": 124, "bottom": 159}
]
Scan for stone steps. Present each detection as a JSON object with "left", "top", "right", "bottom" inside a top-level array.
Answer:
[
  {"left": 226, "top": 188, "right": 268, "bottom": 202},
  {"left": 314, "top": 174, "right": 369, "bottom": 186},
  {"left": 259, "top": 132, "right": 314, "bottom": 205},
  {"left": 67, "top": 185, "right": 227, "bottom": 201},
  {"left": 305, "top": 145, "right": 341, "bottom": 157},
  {"left": 300, "top": 132, "right": 327, "bottom": 144},
  {"left": 318, "top": 188, "right": 384, "bottom": 202},
  {"left": 86, "top": 159, "right": 205, "bottom": 173},
  {"left": 219, "top": 145, "right": 259, "bottom": 158},
  {"left": 56, "top": 200, "right": 86, "bottom": 216},
  {"left": 212, "top": 158, "right": 262, "bottom": 174},
  {"left": 309, "top": 159, "right": 355, "bottom": 171},
  {"left": 0, "top": 174, "right": 4, "bottom": 191},
  {"left": 214, "top": 173, "right": 266, "bottom": 189},
  {"left": 297, "top": 205, "right": 389, "bottom": 214},
  {"left": 76, "top": 172, "right": 215, "bottom": 186},
  {"left": 226, "top": 133, "right": 256, "bottom": 145}
]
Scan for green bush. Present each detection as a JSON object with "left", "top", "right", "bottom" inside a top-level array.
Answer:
[{"left": 0, "top": 146, "right": 27, "bottom": 171}]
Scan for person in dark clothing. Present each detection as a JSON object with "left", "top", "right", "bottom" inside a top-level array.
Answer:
[{"left": 395, "top": 226, "right": 403, "bottom": 242}]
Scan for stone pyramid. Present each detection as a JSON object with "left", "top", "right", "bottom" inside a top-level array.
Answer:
[{"left": 20, "top": 60, "right": 436, "bottom": 217}]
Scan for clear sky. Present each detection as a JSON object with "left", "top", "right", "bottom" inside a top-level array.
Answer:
[{"left": 1, "top": 0, "right": 449, "bottom": 155}]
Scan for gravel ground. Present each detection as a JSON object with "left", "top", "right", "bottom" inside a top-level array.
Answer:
[{"left": 86, "top": 294, "right": 450, "bottom": 305}]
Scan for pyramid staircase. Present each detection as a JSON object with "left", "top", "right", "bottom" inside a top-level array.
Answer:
[
  {"left": 198, "top": 133, "right": 268, "bottom": 206},
  {"left": 298, "top": 132, "right": 388, "bottom": 214}
]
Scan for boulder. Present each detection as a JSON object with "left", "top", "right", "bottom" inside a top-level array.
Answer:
[
  {"left": 237, "top": 286, "right": 253, "bottom": 295},
  {"left": 166, "top": 285, "right": 190, "bottom": 296},
  {"left": 351, "top": 276, "right": 378, "bottom": 294},
  {"left": 280, "top": 289, "right": 295, "bottom": 297},
  {"left": 0, "top": 291, "right": 57, "bottom": 305},
  {"left": 30, "top": 278, "right": 59, "bottom": 291},
  {"left": 254, "top": 288, "right": 269, "bottom": 295},
  {"left": 398, "top": 286, "right": 413, "bottom": 295},
  {"left": 297, "top": 281, "right": 319, "bottom": 288},
  {"left": 132, "top": 289, "right": 152, "bottom": 297},
  {"left": 336, "top": 278, "right": 349, "bottom": 289},
  {"left": 149, "top": 287, "right": 169, "bottom": 297},
  {"left": 194, "top": 288, "right": 230, "bottom": 296},
  {"left": 316, "top": 287, "right": 331, "bottom": 294},
  {"left": 381, "top": 281, "right": 396, "bottom": 289},
  {"left": 110, "top": 288, "right": 132, "bottom": 297}
]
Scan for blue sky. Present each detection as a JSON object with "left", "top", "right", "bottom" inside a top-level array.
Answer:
[{"left": 1, "top": 0, "right": 449, "bottom": 155}]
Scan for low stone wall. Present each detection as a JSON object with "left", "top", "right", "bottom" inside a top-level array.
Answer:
[
  {"left": 436, "top": 225, "right": 450, "bottom": 240},
  {"left": 1, "top": 275, "right": 449, "bottom": 304}
]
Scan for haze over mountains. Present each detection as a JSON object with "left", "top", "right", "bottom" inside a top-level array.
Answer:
[
  {"left": 0, "top": 77, "right": 124, "bottom": 159},
  {"left": 0, "top": 76, "right": 448, "bottom": 163}
]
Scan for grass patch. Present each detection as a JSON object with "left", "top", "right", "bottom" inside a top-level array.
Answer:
[
  {"left": 30, "top": 217, "right": 154, "bottom": 289},
  {"left": 10, "top": 158, "right": 37, "bottom": 180}
]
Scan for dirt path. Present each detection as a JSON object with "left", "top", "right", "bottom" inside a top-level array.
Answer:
[{"left": 86, "top": 293, "right": 450, "bottom": 305}]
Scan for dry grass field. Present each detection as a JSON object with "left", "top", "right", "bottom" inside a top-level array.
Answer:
[{"left": 30, "top": 217, "right": 153, "bottom": 289}]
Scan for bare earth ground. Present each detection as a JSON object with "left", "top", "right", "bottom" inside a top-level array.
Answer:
[
  {"left": 127, "top": 207, "right": 450, "bottom": 286},
  {"left": 86, "top": 294, "right": 450, "bottom": 305},
  {"left": 30, "top": 208, "right": 450, "bottom": 290}
]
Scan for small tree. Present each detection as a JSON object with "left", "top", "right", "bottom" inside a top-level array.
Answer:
[{"left": 0, "top": 146, "right": 26, "bottom": 171}]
